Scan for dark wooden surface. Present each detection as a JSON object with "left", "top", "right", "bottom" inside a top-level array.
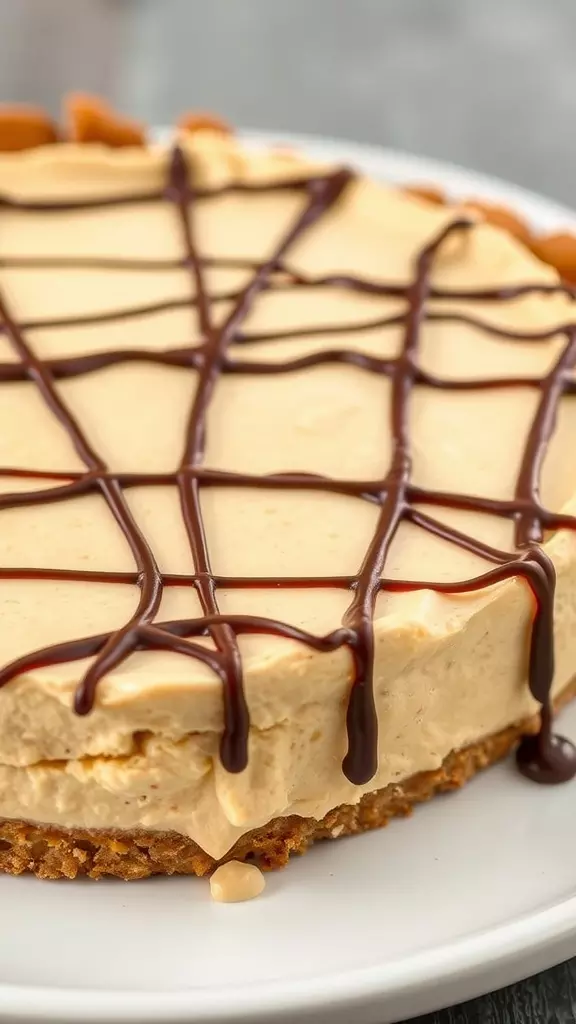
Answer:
[
  {"left": 413, "top": 959, "right": 576, "bottom": 1023},
  {"left": 1, "top": 2, "right": 576, "bottom": 1021}
]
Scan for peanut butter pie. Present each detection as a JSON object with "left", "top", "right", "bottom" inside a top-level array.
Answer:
[{"left": 0, "top": 97, "right": 575, "bottom": 881}]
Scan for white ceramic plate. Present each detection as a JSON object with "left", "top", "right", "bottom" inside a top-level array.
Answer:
[{"left": 3, "top": 132, "right": 576, "bottom": 1024}]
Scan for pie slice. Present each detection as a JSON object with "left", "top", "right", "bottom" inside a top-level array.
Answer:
[{"left": 0, "top": 98, "right": 575, "bottom": 881}]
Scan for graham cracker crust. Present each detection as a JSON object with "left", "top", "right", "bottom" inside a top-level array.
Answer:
[{"left": 2, "top": 682, "right": 574, "bottom": 881}]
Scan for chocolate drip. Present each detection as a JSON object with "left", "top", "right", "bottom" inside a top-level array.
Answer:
[{"left": 0, "top": 147, "right": 574, "bottom": 785}]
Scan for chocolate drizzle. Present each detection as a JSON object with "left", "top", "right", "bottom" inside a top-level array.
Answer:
[{"left": 0, "top": 145, "right": 575, "bottom": 785}]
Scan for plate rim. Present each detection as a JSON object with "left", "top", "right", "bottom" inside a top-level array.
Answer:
[{"left": 3, "top": 129, "right": 576, "bottom": 1024}]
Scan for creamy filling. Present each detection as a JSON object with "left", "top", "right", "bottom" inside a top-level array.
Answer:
[
  {"left": 209, "top": 861, "right": 265, "bottom": 902},
  {"left": 2, "top": 511, "right": 576, "bottom": 859},
  {"left": 0, "top": 134, "right": 574, "bottom": 857}
]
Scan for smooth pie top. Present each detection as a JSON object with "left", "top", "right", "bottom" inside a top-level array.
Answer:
[{"left": 0, "top": 132, "right": 574, "bottom": 767}]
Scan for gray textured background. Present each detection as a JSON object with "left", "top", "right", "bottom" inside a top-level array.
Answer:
[
  {"left": 1, "top": 1, "right": 576, "bottom": 1022},
  {"left": 1, "top": 0, "right": 576, "bottom": 205}
]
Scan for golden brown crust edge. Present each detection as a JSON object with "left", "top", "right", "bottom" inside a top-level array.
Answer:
[
  {"left": 0, "top": 95, "right": 575, "bottom": 280},
  {"left": 404, "top": 183, "right": 576, "bottom": 285},
  {"left": 0, "top": 94, "right": 231, "bottom": 151},
  {"left": 2, "top": 680, "right": 575, "bottom": 881}
]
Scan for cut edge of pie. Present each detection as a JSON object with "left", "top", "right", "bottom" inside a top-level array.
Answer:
[{"left": 0, "top": 677, "right": 574, "bottom": 881}]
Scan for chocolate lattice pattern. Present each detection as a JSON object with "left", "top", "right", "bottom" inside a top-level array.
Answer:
[{"left": 0, "top": 145, "right": 576, "bottom": 786}]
